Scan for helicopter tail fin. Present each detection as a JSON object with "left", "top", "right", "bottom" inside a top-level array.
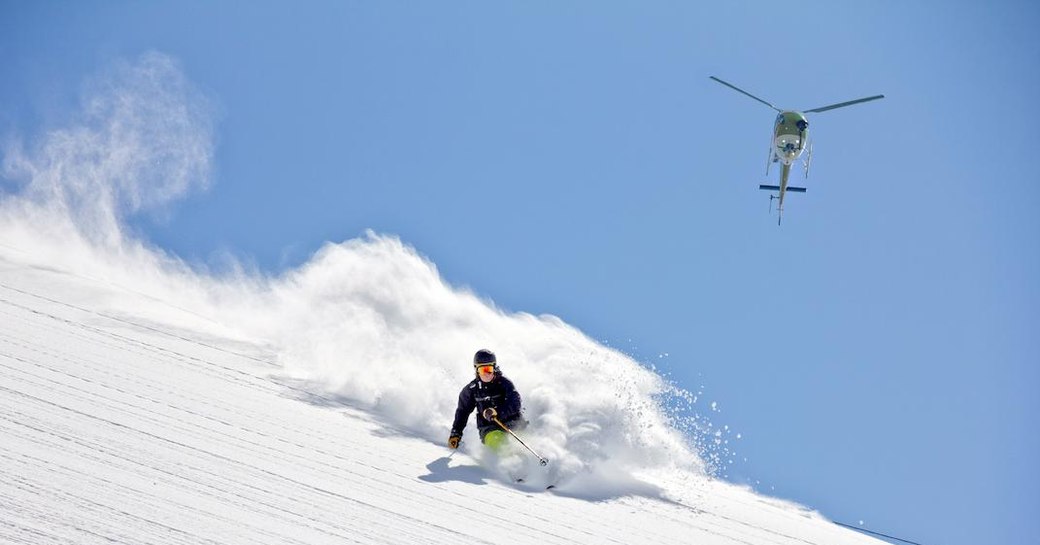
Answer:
[{"left": 759, "top": 185, "right": 806, "bottom": 192}]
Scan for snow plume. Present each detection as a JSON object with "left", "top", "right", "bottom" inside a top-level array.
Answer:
[
  {"left": 0, "top": 52, "right": 258, "bottom": 336},
  {"left": 2, "top": 51, "right": 213, "bottom": 249},
  {"left": 261, "top": 235, "right": 708, "bottom": 494},
  {"left": 0, "top": 53, "right": 722, "bottom": 499}
]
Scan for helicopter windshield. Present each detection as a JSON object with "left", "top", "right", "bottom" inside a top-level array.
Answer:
[{"left": 774, "top": 112, "right": 808, "bottom": 135}]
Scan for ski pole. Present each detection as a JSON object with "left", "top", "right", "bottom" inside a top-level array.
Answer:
[{"left": 492, "top": 416, "right": 548, "bottom": 466}]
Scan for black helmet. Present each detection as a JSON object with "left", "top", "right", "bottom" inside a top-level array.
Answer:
[{"left": 473, "top": 349, "right": 496, "bottom": 367}]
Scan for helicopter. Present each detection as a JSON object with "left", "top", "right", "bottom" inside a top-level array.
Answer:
[{"left": 710, "top": 76, "right": 884, "bottom": 224}]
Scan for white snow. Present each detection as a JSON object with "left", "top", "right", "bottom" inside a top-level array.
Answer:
[
  {"left": 0, "top": 257, "right": 884, "bottom": 544},
  {"left": 0, "top": 52, "right": 884, "bottom": 544}
]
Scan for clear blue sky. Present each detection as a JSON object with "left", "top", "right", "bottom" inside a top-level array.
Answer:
[{"left": 2, "top": 2, "right": 1037, "bottom": 544}]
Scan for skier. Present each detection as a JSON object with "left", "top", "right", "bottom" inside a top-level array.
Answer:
[{"left": 448, "top": 349, "right": 525, "bottom": 452}]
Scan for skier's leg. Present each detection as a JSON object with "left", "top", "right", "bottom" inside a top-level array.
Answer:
[{"left": 483, "top": 430, "right": 509, "bottom": 453}]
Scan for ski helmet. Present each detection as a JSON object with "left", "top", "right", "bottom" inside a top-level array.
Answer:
[{"left": 473, "top": 349, "right": 497, "bottom": 367}]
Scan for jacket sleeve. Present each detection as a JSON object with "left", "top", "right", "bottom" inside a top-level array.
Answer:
[
  {"left": 497, "top": 378, "right": 522, "bottom": 423},
  {"left": 450, "top": 385, "right": 475, "bottom": 437}
]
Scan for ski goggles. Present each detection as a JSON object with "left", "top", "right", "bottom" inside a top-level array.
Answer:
[{"left": 475, "top": 364, "right": 495, "bottom": 374}]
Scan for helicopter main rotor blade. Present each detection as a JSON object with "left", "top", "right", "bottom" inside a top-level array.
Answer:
[
  {"left": 804, "top": 94, "right": 885, "bottom": 113},
  {"left": 710, "top": 76, "right": 780, "bottom": 112}
]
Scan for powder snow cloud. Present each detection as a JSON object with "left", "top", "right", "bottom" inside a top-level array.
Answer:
[{"left": 0, "top": 52, "right": 730, "bottom": 498}]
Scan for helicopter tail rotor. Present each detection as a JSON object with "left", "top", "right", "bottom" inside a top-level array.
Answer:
[{"left": 760, "top": 185, "right": 806, "bottom": 225}]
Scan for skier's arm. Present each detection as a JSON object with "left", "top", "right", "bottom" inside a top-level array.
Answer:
[
  {"left": 498, "top": 380, "right": 522, "bottom": 422},
  {"left": 450, "top": 386, "right": 475, "bottom": 438}
]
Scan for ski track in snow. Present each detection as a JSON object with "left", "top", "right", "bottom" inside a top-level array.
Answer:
[{"left": 0, "top": 264, "right": 884, "bottom": 545}]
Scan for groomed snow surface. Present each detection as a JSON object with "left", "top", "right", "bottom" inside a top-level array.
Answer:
[{"left": 0, "top": 260, "right": 883, "bottom": 545}]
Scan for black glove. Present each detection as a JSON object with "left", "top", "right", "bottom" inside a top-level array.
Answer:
[
  {"left": 448, "top": 436, "right": 461, "bottom": 449},
  {"left": 482, "top": 407, "right": 497, "bottom": 420}
]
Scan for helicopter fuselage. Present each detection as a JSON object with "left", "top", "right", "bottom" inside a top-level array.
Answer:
[{"left": 773, "top": 111, "right": 809, "bottom": 166}]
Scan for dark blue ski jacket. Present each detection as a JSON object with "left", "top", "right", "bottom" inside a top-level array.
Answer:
[{"left": 450, "top": 373, "right": 524, "bottom": 442}]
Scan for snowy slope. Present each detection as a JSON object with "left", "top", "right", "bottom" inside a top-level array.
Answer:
[{"left": 0, "top": 259, "right": 883, "bottom": 545}]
